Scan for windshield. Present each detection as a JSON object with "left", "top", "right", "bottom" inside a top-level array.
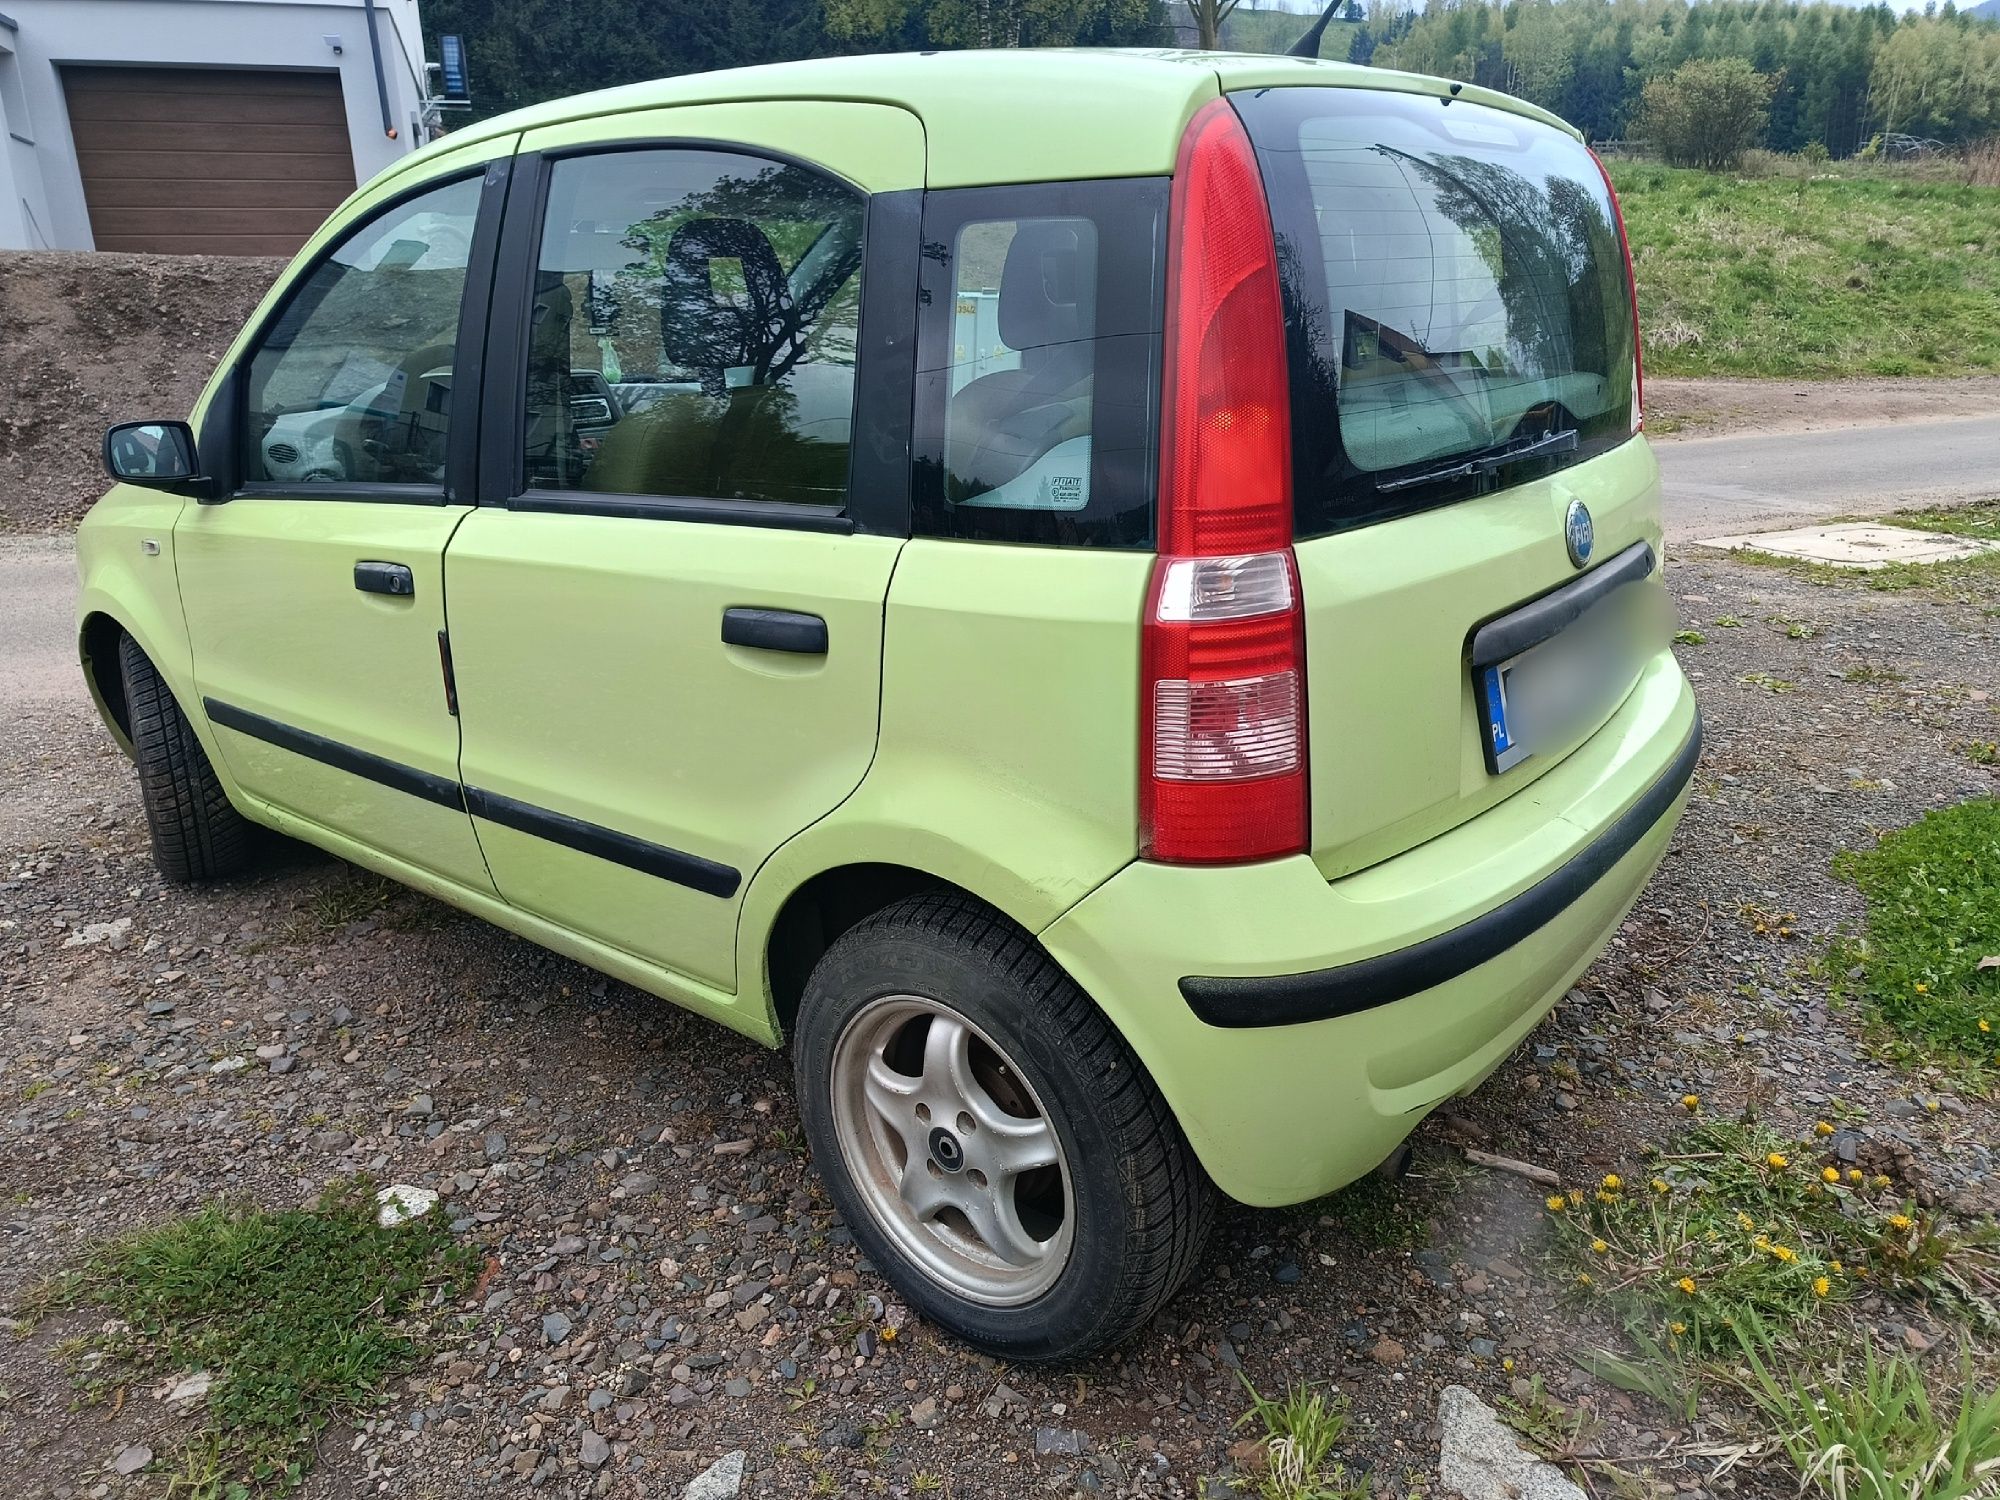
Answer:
[{"left": 1235, "top": 87, "right": 1636, "bottom": 535}]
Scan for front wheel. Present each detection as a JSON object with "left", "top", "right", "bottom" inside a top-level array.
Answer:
[
  {"left": 793, "top": 893, "right": 1212, "bottom": 1362},
  {"left": 118, "top": 635, "right": 254, "bottom": 883}
]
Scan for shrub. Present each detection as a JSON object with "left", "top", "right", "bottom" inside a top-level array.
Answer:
[{"left": 1639, "top": 58, "right": 1777, "bottom": 171}]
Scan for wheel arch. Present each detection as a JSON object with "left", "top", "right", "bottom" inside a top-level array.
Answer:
[{"left": 78, "top": 609, "right": 138, "bottom": 755}]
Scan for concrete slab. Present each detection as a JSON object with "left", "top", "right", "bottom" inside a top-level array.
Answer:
[{"left": 1694, "top": 522, "right": 2000, "bottom": 570}]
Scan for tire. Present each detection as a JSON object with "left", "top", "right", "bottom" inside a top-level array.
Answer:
[
  {"left": 793, "top": 892, "right": 1212, "bottom": 1363},
  {"left": 117, "top": 634, "right": 254, "bottom": 883}
]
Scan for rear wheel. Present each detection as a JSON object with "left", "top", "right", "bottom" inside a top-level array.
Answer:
[
  {"left": 118, "top": 635, "right": 253, "bottom": 883},
  {"left": 793, "top": 892, "right": 1211, "bottom": 1362}
]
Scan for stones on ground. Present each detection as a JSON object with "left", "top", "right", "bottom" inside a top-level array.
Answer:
[
  {"left": 578, "top": 1430, "right": 611, "bottom": 1469},
  {"left": 1369, "top": 1336, "right": 1407, "bottom": 1366},
  {"left": 374, "top": 1183, "right": 438, "bottom": 1227},
  {"left": 683, "top": 1450, "right": 745, "bottom": 1499},
  {"left": 112, "top": 1444, "right": 152, "bottom": 1476},
  {"left": 1035, "top": 1427, "right": 1088, "bottom": 1457},
  {"left": 541, "top": 1310, "right": 573, "bottom": 1346},
  {"left": 1437, "top": 1385, "right": 1587, "bottom": 1500},
  {"left": 164, "top": 1369, "right": 213, "bottom": 1404},
  {"left": 910, "top": 1395, "right": 941, "bottom": 1429}
]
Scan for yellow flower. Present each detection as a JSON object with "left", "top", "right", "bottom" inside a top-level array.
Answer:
[
  {"left": 1651, "top": 1177, "right": 1671, "bottom": 1194},
  {"left": 1887, "top": 1213, "right": 1913, "bottom": 1232},
  {"left": 1822, "top": 1167, "right": 1841, "bottom": 1184},
  {"left": 1813, "top": 1121, "right": 1834, "bottom": 1137},
  {"left": 1753, "top": 1234, "right": 1771, "bottom": 1250},
  {"left": 1766, "top": 1152, "right": 1790, "bottom": 1170},
  {"left": 1981, "top": 1019, "right": 1992, "bottom": 1034},
  {"left": 1502, "top": 1357, "right": 1515, "bottom": 1372},
  {"left": 1677, "top": 1277, "right": 1697, "bottom": 1295},
  {"left": 1914, "top": 982, "right": 1929, "bottom": 994},
  {"left": 1596, "top": 1190, "right": 1619, "bottom": 1204},
  {"left": 1832, "top": 1261, "right": 1844, "bottom": 1273},
  {"left": 1873, "top": 1175, "right": 1892, "bottom": 1189},
  {"left": 1681, "top": 1094, "right": 1700, "bottom": 1111},
  {"left": 1577, "top": 1272, "right": 1594, "bottom": 1287},
  {"left": 1591, "top": 1239, "right": 1609, "bottom": 1255},
  {"left": 1546, "top": 1195, "right": 1567, "bottom": 1212},
  {"left": 881, "top": 1325, "right": 898, "bottom": 1342},
  {"left": 1770, "top": 1244, "right": 1797, "bottom": 1263},
  {"left": 1670, "top": 1321, "right": 1687, "bottom": 1336},
  {"left": 1736, "top": 1211, "right": 1757, "bottom": 1232},
  {"left": 1601, "top": 1174, "right": 1622, "bottom": 1191},
  {"left": 1847, "top": 1169, "right": 1864, "bottom": 1184},
  {"left": 1813, "top": 1276, "right": 1831, "bottom": 1298}
]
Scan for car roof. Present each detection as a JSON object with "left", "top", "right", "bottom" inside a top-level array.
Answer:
[{"left": 403, "top": 49, "right": 1579, "bottom": 191}]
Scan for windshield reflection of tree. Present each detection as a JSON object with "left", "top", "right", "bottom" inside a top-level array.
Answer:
[{"left": 1354, "top": 147, "right": 1626, "bottom": 445}]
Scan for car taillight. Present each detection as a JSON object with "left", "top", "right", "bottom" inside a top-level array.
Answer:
[
  {"left": 1141, "top": 98, "right": 1307, "bottom": 865},
  {"left": 1591, "top": 147, "right": 1644, "bottom": 434}
]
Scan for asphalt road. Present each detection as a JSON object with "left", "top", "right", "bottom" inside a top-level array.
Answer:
[{"left": 1653, "top": 414, "right": 2000, "bottom": 542}]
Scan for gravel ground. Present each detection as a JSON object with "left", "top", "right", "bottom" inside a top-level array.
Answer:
[{"left": 2, "top": 536, "right": 1997, "bottom": 1500}]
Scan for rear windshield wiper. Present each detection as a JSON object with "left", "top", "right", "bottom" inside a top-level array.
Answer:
[{"left": 1374, "top": 427, "right": 1580, "bottom": 494}]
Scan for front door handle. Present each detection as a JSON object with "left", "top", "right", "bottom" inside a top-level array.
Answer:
[
  {"left": 722, "top": 607, "right": 827, "bottom": 655},
  {"left": 355, "top": 561, "right": 415, "bottom": 597}
]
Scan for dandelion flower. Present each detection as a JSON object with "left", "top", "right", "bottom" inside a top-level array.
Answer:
[
  {"left": 1681, "top": 1094, "right": 1700, "bottom": 1111},
  {"left": 1601, "top": 1174, "right": 1622, "bottom": 1191},
  {"left": 1502, "top": 1357, "right": 1515, "bottom": 1373},
  {"left": 1887, "top": 1213, "right": 1913, "bottom": 1232},
  {"left": 1831, "top": 1261, "right": 1844, "bottom": 1273},
  {"left": 1670, "top": 1321, "right": 1687, "bottom": 1336},
  {"left": 1813, "top": 1276, "right": 1831, "bottom": 1297},
  {"left": 1677, "top": 1277, "right": 1697, "bottom": 1295},
  {"left": 1981, "top": 1019, "right": 1992, "bottom": 1034},
  {"left": 1736, "top": 1211, "right": 1757, "bottom": 1232},
  {"left": 1651, "top": 1177, "right": 1671, "bottom": 1194},
  {"left": 1766, "top": 1152, "right": 1789, "bottom": 1170},
  {"left": 881, "top": 1326, "right": 898, "bottom": 1342},
  {"left": 1872, "top": 1174, "right": 1892, "bottom": 1189},
  {"left": 1591, "top": 1239, "right": 1609, "bottom": 1255},
  {"left": 1771, "top": 1245, "right": 1797, "bottom": 1263},
  {"left": 1546, "top": 1195, "right": 1567, "bottom": 1212},
  {"left": 1577, "top": 1272, "right": 1594, "bottom": 1287},
  {"left": 1846, "top": 1169, "right": 1863, "bottom": 1184},
  {"left": 1822, "top": 1167, "right": 1841, "bottom": 1184},
  {"left": 1814, "top": 1121, "right": 1833, "bottom": 1137}
]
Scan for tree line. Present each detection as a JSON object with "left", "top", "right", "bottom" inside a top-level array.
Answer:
[{"left": 423, "top": 0, "right": 2000, "bottom": 157}]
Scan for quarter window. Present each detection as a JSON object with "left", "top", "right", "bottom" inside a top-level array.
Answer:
[
  {"left": 522, "top": 149, "right": 865, "bottom": 509},
  {"left": 241, "top": 175, "right": 481, "bottom": 488}
]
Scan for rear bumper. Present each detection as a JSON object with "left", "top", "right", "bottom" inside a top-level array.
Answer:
[{"left": 1041, "top": 653, "right": 1698, "bottom": 1207}]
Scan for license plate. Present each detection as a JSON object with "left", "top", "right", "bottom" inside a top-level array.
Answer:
[{"left": 1476, "top": 590, "right": 1650, "bottom": 774}]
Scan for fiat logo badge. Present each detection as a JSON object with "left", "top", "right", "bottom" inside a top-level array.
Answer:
[{"left": 1564, "top": 498, "right": 1594, "bottom": 569}]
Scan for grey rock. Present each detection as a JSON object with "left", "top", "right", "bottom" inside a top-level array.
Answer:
[
  {"left": 682, "top": 1450, "right": 745, "bottom": 1500},
  {"left": 909, "top": 1396, "right": 941, "bottom": 1430},
  {"left": 407, "top": 1093, "right": 433, "bottom": 1117},
  {"left": 578, "top": 1431, "right": 611, "bottom": 1470},
  {"left": 1035, "top": 1428, "right": 1088, "bottom": 1458},
  {"left": 1437, "top": 1385, "right": 1587, "bottom": 1500},
  {"left": 113, "top": 1444, "right": 153, "bottom": 1476},
  {"left": 542, "top": 1312, "right": 573, "bottom": 1345}
]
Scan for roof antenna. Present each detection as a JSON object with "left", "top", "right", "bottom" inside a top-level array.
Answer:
[
  {"left": 1285, "top": 0, "right": 1344, "bottom": 58},
  {"left": 1444, "top": 81, "right": 1464, "bottom": 104}
]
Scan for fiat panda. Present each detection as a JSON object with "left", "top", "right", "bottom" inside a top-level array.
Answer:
[{"left": 79, "top": 49, "right": 1696, "bottom": 1362}]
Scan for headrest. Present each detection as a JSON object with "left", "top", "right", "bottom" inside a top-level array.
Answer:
[
  {"left": 998, "top": 219, "right": 1096, "bottom": 353},
  {"left": 661, "top": 217, "right": 789, "bottom": 372}
]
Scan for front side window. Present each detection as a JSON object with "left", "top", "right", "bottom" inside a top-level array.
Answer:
[
  {"left": 1238, "top": 88, "right": 1636, "bottom": 536},
  {"left": 523, "top": 149, "right": 864, "bottom": 509},
  {"left": 242, "top": 175, "right": 481, "bottom": 487},
  {"left": 913, "top": 178, "right": 1166, "bottom": 548}
]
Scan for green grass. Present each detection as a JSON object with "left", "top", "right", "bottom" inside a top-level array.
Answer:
[
  {"left": 1610, "top": 161, "right": 2000, "bottom": 378},
  {"left": 1889, "top": 497, "right": 2000, "bottom": 543},
  {"left": 1832, "top": 799, "right": 2000, "bottom": 1068},
  {"left": 1234, "top": 1376, "right": 1370, "bottom": 1500},
  {"left": 38, "top": 1178, "right": 477, "bottom": 1496},
  {"left": 1731, "top": 1324, "right": 2000, "bottom": 1500}
]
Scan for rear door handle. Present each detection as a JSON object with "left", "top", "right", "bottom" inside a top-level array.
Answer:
[
  {"left": 355, "top": 561, "right": 415, "bottom": 597},
  {"left": 722, "top": 607, "right": 827, "bottom": 655}
]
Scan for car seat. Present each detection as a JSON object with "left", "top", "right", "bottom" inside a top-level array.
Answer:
[{"left": 944, "top": 219, "right": 1096, "bottom": 499}]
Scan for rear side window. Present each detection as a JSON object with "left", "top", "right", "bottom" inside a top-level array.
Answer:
[
  {"left": 912, "top": 178, "right": 1166, "bottom": 548},
  {"left": 524, "top": 148, "right": 864, "bottom": 510},
  {"left": 1236, "top": 88, "right": 1637, "bottom": 537}
]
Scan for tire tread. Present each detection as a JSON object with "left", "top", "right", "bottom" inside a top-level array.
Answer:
[{"left": 118, "top": 635, "right": 253, "bottom": 883}]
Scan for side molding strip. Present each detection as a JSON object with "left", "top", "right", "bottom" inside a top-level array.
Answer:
[
  {"left": 204, "top": 698, "right": 465, "bottom": 811},
  {"left": 463, "top": 787, "right": 742, "bottom": 899},
  {"left": 203, "top": 699, "right": 742, "bottom": 900}
]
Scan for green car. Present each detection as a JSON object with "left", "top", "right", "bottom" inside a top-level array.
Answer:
[{"left": 80, "top": 49, "right": 1696, "bottom": 1362}]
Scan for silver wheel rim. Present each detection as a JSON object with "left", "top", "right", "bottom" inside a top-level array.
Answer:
[{"left": 828, "top": 995, "right": 1074, "bottom": 1307}]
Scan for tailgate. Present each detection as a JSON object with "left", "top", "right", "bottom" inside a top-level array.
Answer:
[{"left": 1297, "top": 438, "right": 1665, "bottom": 879}]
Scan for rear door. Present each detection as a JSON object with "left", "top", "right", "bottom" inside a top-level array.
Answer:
[
  {"left": 444, "top": 104, "right": 922, "bottom": 996},
  {"left": 176, "top": 151, "right": 513, "bottom": 892},
  {"left": 1234, "top": 86, "right": 1657, "bottom": 879}
]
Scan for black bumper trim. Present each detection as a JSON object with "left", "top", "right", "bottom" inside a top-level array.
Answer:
[
  {"left": 1469, "top": 541, "right": 1656, "bottom": 669},
  {"left": 1178, "top": 712, "right": 1703, "bottom": 1029},
  {"left": 463, "top": 786, "right": 742, "bottom": 899}
]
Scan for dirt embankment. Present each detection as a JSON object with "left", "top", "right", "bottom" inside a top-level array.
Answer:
[{"left": 0, "top": 251, "right": 283, "bottom": 532}]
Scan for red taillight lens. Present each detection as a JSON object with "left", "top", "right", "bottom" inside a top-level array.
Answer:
[
  {"left": 1143, "top": 99, "right": 1307, "bottom": 865},
  {"left": 1591, "top": 147, "right": 1644, "bottom": 433}
]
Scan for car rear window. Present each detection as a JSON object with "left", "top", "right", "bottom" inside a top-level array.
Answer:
[{"left": 1234, "top": 87, "right": 1637, "bottom": 537}]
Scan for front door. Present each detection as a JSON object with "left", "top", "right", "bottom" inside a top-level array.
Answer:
[
  {"left": 177, "top": 160, "right": 506, "bottom": 892},
  {"left": 445, "top": 105, "right": 923, "bottom": 998}
]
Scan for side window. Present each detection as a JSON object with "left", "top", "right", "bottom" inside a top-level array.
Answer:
[
  {"left": 913, "top": 179, "right": 1167, "bottom": 548},
  {"left": 523, "top": 149, "right": 864, "bottom": 509},
  {"left": 242, "top": 175, "right": 481, "bottom": 487}
]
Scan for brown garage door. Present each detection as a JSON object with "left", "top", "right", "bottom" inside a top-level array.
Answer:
[{"left": 64, "top": 66, "right": 357, "bottom": 256}]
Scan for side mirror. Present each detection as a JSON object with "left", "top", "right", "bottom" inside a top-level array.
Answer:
[{"left": 103, "top": 420, "right": 216, "bottom": 497}]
